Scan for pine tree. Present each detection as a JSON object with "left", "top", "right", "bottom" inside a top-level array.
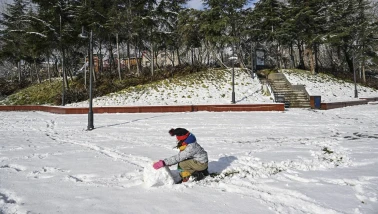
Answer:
[
  {"left": 160, "top": 0, "right": 188, "bottom": 66},
  {"left": 351, "top": 0, "right": 377, "bottom": 82},
  {"left": 287, "top": 0, "right": 328, "bottom": 73},
  {"left": 326, "top": 0, "right": 374, "bottom": 74},
  {"left": 248, "top": 0, "right": 285, "bottom": 68},
  {"left": 178, "top": 8, "right": 203, "bottom": 65},
  {"left": 201, "top": 0, "right": 248, "bottom": 65},
  {"left": 0, "top": 0, "right": 30, "bottom": 81}
]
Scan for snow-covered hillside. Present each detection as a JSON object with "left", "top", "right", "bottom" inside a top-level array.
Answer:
[
  {"left": 67, "top": 69, "right": 272, "bottom": 107},
  {"left": 283, "top": 70, "right": 378, "bottom": 102},
  {"left": 67, "top": 69, "right": 378, "bottom": 107}
]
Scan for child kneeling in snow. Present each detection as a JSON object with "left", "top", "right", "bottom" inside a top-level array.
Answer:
[{"left": 153, "top": 128, "right": 209, "bottom": 183}]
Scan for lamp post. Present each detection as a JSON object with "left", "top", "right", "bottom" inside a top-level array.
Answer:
[
  {"left": 88, "top": 30, "right": 94, "bottom": 130},
  {"left": 251, "top": 42, "right": 255, "bottom": 79},
  {"left": 352, "top": 47, "right": 358, "bottom": 98},
  {"left": 229, "top": 56, "right": 237, "bottom": 104},
  {"left": 60, "top": 15, "right": 65, "bottom": 106},
  {"left": 79, "top": 27, "right": 94, "bottom": 130}
]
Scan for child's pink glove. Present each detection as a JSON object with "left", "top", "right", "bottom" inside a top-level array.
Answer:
[{"left": 153, "top": 160, "right": 165, "bottom": 169}]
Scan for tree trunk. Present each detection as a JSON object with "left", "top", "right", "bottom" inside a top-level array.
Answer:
[
  {"left": 297, "top": 41, "right": 305, "bottom": 70},
  {"left": 221, "top": 50, "right": 224, "bottom": 64},
  {"left": 308, "top": 48, "right": 315, "bottom": 74},
  {"left": 326, "top": 46, "right": 336, "bottom": 72},
  {"left": 209, "top": 43, "right": 227, "bottom": 68},
  {"left": 108, "top": 36, "right": 113, "bottom": 73},
  {"left": 177, "top": 48, "right": 181, "bottom": 65},
  {"left": 343, "top": 45, "right": 354, "bottom": 74},
  {"left": 151, "top": 41, "right": 154, "bottom": 76},
  {"left": 62, "top": 49, "right": 69, "bottom": 89},
  {"left": 116, "top": 33, "right": 121, "bottom": 81},
  {"left": 127, "top": 41, "right": 131, "bottom": 72},
  {"left": 18, "top": 61, "right": 21, "bottom": 82},
  {"left": 99, "top": 42, "right": 103, "bottom": 73},
  {"left": 207, "top": 49, "right": 210, "bottom": 66},
  {"left": 137, "top": 48, "right": 141, "bottom": 76},
  {"left": 155, "top": 48, "right": 159, "bottom": 69},
  {"left": 250, "top": 43, "right": 254, "bottom": 70},
  {"left": 135, "top": 38, "right": 141, "bottom": 76},
  {"left": 191, "top": 48, "right": 194, "bottom": 65},
  {"left": 47, "top": 55, "right": 51, "bottom": 83},
  {"left": 28, "top": 63, "right": 33, "bottom": 82},
  {"left": 290, "top": 43, "right": 295, "bottom": 68},
  {"left": 172, "top": 49, "right": 175, "bottom": 67},
  {"left": 165, "top": 48, "right": 167, "bottom": 66},
  {"left": 361, "top": 57, "right": 366, "bottom": 83},
  {"left": 314, "top": 43, "right": 319, "bottom": 74},
  {"left": 277, "top": 43, "right": 282, "bottom": 70},
  {"left": 34, "top": 60, "right": 41, "bottom": 83},
  {"left": 54, "top": 58, "right": 59, "bottom": 77}
]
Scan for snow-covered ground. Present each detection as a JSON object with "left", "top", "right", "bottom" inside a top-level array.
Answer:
[
  {"left": 1, "top": 69, "right": 378, "bottom": 214},
  {"left": 1, "top": 106, "right": 378, "bottom": 214},
  {"left": 67, "top": 69, "right": 378, "bottom": 107}
]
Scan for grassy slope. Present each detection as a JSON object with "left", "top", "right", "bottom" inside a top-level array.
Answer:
[
  {"left": 0, "top": 69, "right": 233, "bottom": 106},
  {"left": 1, "top": 79, "right": 63, "bottom": 105}
]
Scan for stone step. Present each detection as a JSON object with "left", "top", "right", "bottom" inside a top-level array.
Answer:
[
  {"left": 284, "top": 101, "right": 309, "bottom": 104},
  {"left": 283, "top": 95, "right": 309, "bottom": 98},
  {"left": 276, "top": 91, "right": 306, "bottom": 93},
  {"left": 285, "top": 101, "right": 310, "bottom": 104},
  {"left": 271, "top": 85, "right": 290, "bottom": 87},
  {"left": 274, "top": 93, "right": 308, "bottom": 98},
  {"left": 271, "top": 80, "right": 287, "bottom": 83},
  {"left": 290, "top": 103, "right": 311, "bottom": 106},
  {"left": 272, "top": 87, "right": 292, "bottom": 90},
  {"left": 290, "top": 102, "right": 311, "bottom": 105},
  {"left": 273, "top": 87, "right": 291, "bottom": 89},
  {"left": 271, "top": 83, "right": 290, "bottom": 85},
  {"left": 290, "top": 105, "right": 311, "bottom": 108},
  {"left": 268, "top": 73, "right": 311, "bottom": 108},
  {"left": 277, "top": 98, "right": 309, "bottom": 101},
  {"left": 287, "top": 100, "right": 310, "bottom": 103},
  {"left": 276, "top": 98, "right": 308, "bottom": 100}
]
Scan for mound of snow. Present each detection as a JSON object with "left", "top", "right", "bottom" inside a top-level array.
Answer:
[{"left": 143, "top": 162, "right": 175, "bottom": 187}]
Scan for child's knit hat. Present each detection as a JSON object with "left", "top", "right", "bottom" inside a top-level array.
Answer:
[{"left": 169, "top": 128, "right": 190, "bottom": 141}]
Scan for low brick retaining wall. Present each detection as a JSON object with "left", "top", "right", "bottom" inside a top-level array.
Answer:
[
  {"left": 0, "top": 104, "right": 285, "bottom": 114},
  {"left": 320, "top": 100, "right": 369, "bottom": 110},
  {"left": 360, "top": 97, "right": 378, "bottom": 102},
  {"left": 309, "top": 96, "right": 378, "bottom": 110},
  {"left": 2, "top": 97, "right": 375, "bottom": 113}
]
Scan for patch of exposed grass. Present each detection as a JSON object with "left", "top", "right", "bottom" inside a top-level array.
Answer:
[{"left": 1, "top": 79, "right": 64, "bottom": 105}]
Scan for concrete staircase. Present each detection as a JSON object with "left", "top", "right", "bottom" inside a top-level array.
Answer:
[{"left": 267, "top": 73, "right": 310, "bottom": 108}]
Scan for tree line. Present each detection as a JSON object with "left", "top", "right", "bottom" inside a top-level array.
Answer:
[{"left": 1, "top": 0, "right": 377, "bottom": 86}]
